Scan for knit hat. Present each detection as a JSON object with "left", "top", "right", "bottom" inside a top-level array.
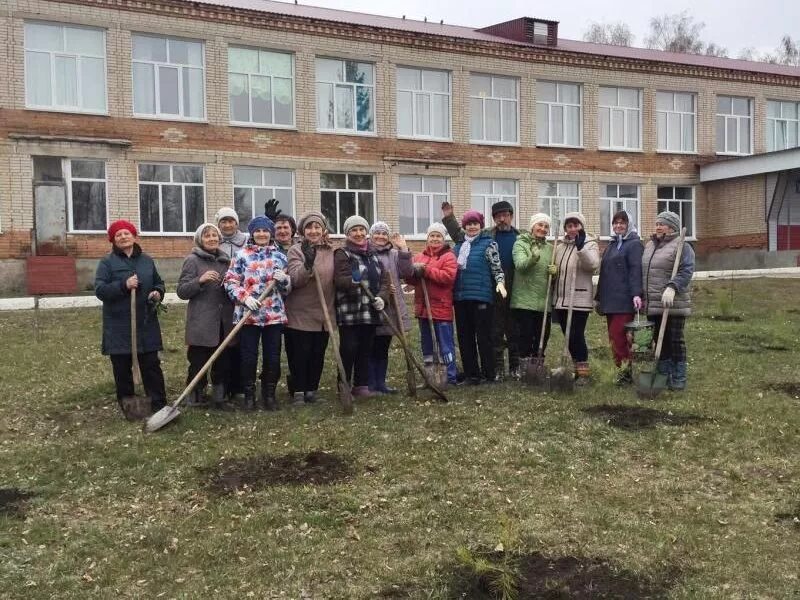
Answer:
[
  {"left": 194, "top": 222, "right": 221, "bottom": 248},
  {"left": 343, "top": 215, "right": 370, "bottom": 235},
  {"left": 214, "top": 207, "right": 239, "bottom": 225},
  {"left": 656, "top": 211, "right": 681, "bottom": 232},
  {"left": 274, "top": 214, "right": 297, "bottom": 237},
  {"left": 563, "top": 212, "right": 587, "bottom": 230},
  {"left": 107, "top": 219, "right": 137, "bottom": 242},
  {"left": 248, "top": 214, "right": 275, "bottom": 237},
  {"left": 427, "top": 222, "right": 447, "bottom": 238},
  {"left": 298, "top": 211, "right": 329, "bottom": 233},
  {"left": 461, "top": 210, "right": 485, "bottom": 228},
  {"left": 529, "top": 212, "right": 552, "bottom": 230},
  {"left": 369, "top": 221, "right": 391, "bottom": 235},
  {"left": 491, "top": 200, "right": 514, "bottom": 217}
]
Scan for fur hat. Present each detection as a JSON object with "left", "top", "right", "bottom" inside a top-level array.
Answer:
[
  {"left": 529, "top": 212, "right": 552, "bottom": 230},
  {"left": 343, "top": 215, "right": 370, "bottom": 235},
  {"left": 248, "top": 215, "right": 275, "bottom": 237},
  {"left": 461, "top": 210, "right": 485, "bottom": 229},
  {"left": 214, "top": 207, "right": 239, "bottom": 225},
  {"left": 656, "top": 211, "right": 681, "bottom": 232},
  {"left": 427, "top": 222, "right": 447, "bottom": 238},
  {"left": 107, "top": 219, "right": 137, "bottom": 242}
]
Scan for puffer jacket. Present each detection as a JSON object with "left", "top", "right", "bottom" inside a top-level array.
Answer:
[
  {"left": 224, "top": 243, "right": 291, "bottom": 326},
  {"left": 552, "top": 214, "right": 601, "bottom": 312},
  {"left": 510, "top": 233, "right": 553, "bottom": 312},
  {"left": 642, "top": 231, "right": 695, "bottom": 317},
  {"left": 453, "top": 232, "right": 502, "bottom": 304},
  {"left": 596, "top": 229, "right": 644, "bottom": 315},
  {"left": 406, "top": 244, "right": 458, "bottom": 321},
  {"left": 177, "top": 246, "right": 235, "bottom": 347},
  {"left": 370, "top": 242, "right": 413, "bottom": 335}
]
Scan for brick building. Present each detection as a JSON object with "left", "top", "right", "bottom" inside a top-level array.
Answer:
[{"left": 1, "top": 0, "right": 800, "bottom": 294}]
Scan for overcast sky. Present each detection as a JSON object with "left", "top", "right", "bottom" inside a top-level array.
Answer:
[{"left": 299, "top": 0, "right": 797, "bottom": 57}]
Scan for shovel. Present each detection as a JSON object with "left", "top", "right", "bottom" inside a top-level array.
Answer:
[
  {"left": 390, "top": 271, "right": 417, "bottom": 397},
  {"left": 638, "top": 227, "right": 687, "bottom": 399},
  {"left": 144, "top": 281, "right": 276, "bottom": 433},
  {"left": 550, "top": 257, "right": 577, "bottom": 393},
  {"left": 421, "top": 278, "right": 448, "bottom": 389},
  {"left": 525, "top": 225, "right": 559, "bottom": 389},
  {"left": 120, "top": 287, "right": 152, "bottom": 421}
]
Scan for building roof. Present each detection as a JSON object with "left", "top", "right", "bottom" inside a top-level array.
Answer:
[
  {"left": 189, "top": 0, "right": 800, "bottom": 79},
  {"left": 700, "top": 147, "right": 800, "bottom": 182}
]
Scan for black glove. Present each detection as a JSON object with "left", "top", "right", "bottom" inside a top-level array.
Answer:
[
  {"left": 575, "top": 229, "right": 586, "bottom": 251},
  {"left": 264, "top": 198, "right": 282, "bottom": 220},
  {"left": 301, "top": 241, "right": 316, "bottom": 271}
]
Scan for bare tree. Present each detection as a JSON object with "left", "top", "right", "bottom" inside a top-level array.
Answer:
[
  {"left": 703, "top": 42, "right": 729, "bottom": 58},
  {"left": 737, "top": 36, "right": 800, "bottom": 65},
  {"left": 582, "top": 21, "right": 634, "bottom": 46},
  {"left": 645, "top": 11, "right": 706, "bottom": 54}
]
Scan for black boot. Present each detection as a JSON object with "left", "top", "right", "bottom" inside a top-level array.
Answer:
[
  {"left": 242, "top": 383, "right": 256, "bottom": 411},
  {"left": 262, "top": 382, "right": 279, "bottom": 411}
]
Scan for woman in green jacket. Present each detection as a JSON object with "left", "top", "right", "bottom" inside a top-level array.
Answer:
[{"left": 510, "top": 213, "right": 553, "bottom": 378}]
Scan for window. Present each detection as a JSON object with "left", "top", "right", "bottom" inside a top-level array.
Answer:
[
  {"left": 229, "top": 47, "right": 294, "bottom": 127},
  {"left": 716, "top": 96, "right": 752, "bottom": 155},
  {"left": 24, "top": 22, "right": 106, "bottom": 113},
  {"left": 67, "top": 159, "right": 107, "bottom": 231},
  {"left": 538, "top": 181, "right": 580, "bottom": 225},
  {"left": 536, "top": 81, "right": 582, "bottom": 147},
  {"left": 471, "top": 179, "right": 518, "bottom": 226},
  {"left": 399, "top": 176, "right": 449, "bottom": 236},
  {"left": 657, "top": 186, "right": 695, "bottom": 238},
  {"left": 132, "top": 34, "right": 204, "bottom": 119},
  {"left": 767, "top": 100, "right": 799, "bottom": 152},
  {"left": 599, "top": 87, "right": 641, "bottom": 150},
  {"left": 316, "top": 58, "right": 374, "bottom": 133},
  {"left": 656, "top": 91, "right": 696, "bottom": 153},
  {"left": 397, "top": 67, "right": 451, "bottom": 140},
  {"left": 532, "top": 21, "right": 549, "bottom": 45},
  {"left": 320, "top": 173, "right": 375, "bottom": 235},
  {"left": 138, "top": 164, "right": 205, "bottom": 233},
  {"left": 469, "top": 74, "right": 519, "bottom": 144},
  {"left": 233, "top": 167, "right": 294, "bottom": 232},
  {"left": 599, "top": 184, "right": 640, "bottom": 237}
]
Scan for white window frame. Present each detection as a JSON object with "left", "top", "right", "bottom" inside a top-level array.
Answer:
[
  {"left": 598, "top": 86, "right": 642, "bottom": 151},
  {"left": 137, "top": 163, "right": 206, "bottom": 235},
  {"left": 470, "top": 179, "right": 519, "bottom": 228},
  {"left": 319, "top": 173, "right": 376, "bottom": 236},
  {"left": 538, "top": 181, "right": 581, "bottom": 233},
  {"left": 228, "top": 46, "right": 295, "bottom": 129},
  {"left": 315, "top": 57, "right": 375, "bottom": 135},
  {"left": 469, "top": 74, "right": 520, "bottom": 145},
  {"left": 766, "top": 100, "right": 800, "bottom": 152},
  {"left": 657, "top": 185, "right": 696, "bottom": 240},
  {"left": 24, "top": 21, "right": 108, "bottom": 114},
  {"left": 599, "top": 184, "right": 640, "bottom": 238},
  {"left": 65, "top": 158, "right": 108, "bottom": 233},
  {"left": 536, "top": 81, "right": 583, "bottom": 148},
  {"left": 716, "top": 95, "right": 753, "bottom": 156},
  {"left": 232, "top": 167, "right": 295, "bottom": 232},
  {"left": 656, "top": 91, "right": 697, "bottom": 154},
  {"left": 398, "top": 176, "right": 450, "bottom": 239},
  {"left": 396, "top": 66, "right": 452, "bottom": 141},
  {"left": 131, "top": 34, "right": 206, "bottom": 121}
]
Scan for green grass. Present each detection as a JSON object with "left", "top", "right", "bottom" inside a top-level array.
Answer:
[{"left": 1, "top": 278, "right": 799, "bottom": 598}]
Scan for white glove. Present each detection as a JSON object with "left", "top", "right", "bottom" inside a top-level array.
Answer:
[
  {"left": 496, "top": 282, "right": 507, "bottom": 299},
  {"left": 243, "top": 296, "right": 261, "bottom": 311},
  {"left": 372, "top": 297, "right": 385, "bottom": 311},
  {"left": 661, "top": 286, "right": 675, "bottom": 308},
  {"left": 272, "top": 269, "right": 288, "bottom": 283}
]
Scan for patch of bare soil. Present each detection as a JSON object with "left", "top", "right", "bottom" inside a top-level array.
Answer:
[
  {"left": 775, "top": 503, "right": 800, "bottom": 527},
  {"left": 200, "top": 450, "right": 355, "bottom": 494},
  {"left": 766, "top": 382, "right": 800, "bottom": 398},
  {"left": 583, "top": 405, "right": 709, "bottom": 430},
  {"left": 0, "top": 488, "right": 35, "bottom": 518}
]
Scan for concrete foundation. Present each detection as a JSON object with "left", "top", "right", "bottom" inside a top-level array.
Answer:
[{"left": 696, "top": 249, "right": 800, "bottom": 271}]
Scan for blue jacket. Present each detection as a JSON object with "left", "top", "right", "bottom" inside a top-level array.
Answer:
[
  {"left": 453, "top": 232, "right": 495, "bottom": 304},
  {"left": 596, "top": 231, "right": 644, "bottom": 314}
]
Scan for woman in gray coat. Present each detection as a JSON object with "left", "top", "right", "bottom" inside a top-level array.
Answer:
[{"left": 177, "top": 223, "right": 235, "bottom": 409}]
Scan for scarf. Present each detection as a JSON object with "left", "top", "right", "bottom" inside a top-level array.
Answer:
[
  {"left": 614, "top": 215, "right": 638, "bottom": 250},
  {"left": 457, "top": 233, "right": 479, "bottom": 270},
  {"left": 346, "top": 241, "right": 381, "bottom": 295}
]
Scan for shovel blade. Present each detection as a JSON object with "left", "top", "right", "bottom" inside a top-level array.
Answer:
[
  {"left": 524, "top": 358, "right": 549, "bottom": 390},
  {"left": 143, "top": 405, "right": 181, "bottom": 433},
  {"left": 120, "top": 395, "right": 152, "bottom": 421},
  {"left": 337, "top": 380, "right": 354, "bottom": 415},
  {"left": 550, "top": 367, "right": 575, "bottom": 393},
  {"left": 637, "top": 371, "right": 668, "bottom": 399}
]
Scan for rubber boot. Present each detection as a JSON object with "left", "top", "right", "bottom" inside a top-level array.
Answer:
[
  {"left": 574, "top": 361, "right": 591, "bottom": 387},
  {"left": 242, "top": 383, "right": 256, "bottom": 411},
  {"left": 670, "top": 361, "right": 687, "bottom": 391},
  {"left": 614, "top": 362, "right": 633, "bottom": 386},
  {"left": 261, "top": 382, "right": 279, "bottom": 411},
  {"left": 376, "top": 358, "right": 397, "bottom": 394}
]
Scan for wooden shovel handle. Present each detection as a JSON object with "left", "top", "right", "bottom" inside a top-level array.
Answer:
[
  {"left": 537, "top": 223, "right": 559, "bottom": 356},
  {"left": 131, "top": 287, "right": 142, "bottom": 386},
  {"left": 653, "top": 227, "right": 687, "bottom": 362},
  {"left": 421, "top": 278, "right": 442, "bottom": 362}
]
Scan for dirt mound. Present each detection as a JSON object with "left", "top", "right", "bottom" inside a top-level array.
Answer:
[
  {"left": 0, "top": 488, "right": 35, "bottom": 518},
  {"left": 200, "top": 450, "right": 354, "bottom": 494},
  {"left": 583, "top": 405, "right": 709, "bottom": 430}
]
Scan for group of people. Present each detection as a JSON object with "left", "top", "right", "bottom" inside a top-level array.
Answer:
[{"left": 94, "top": 199, "right": 695, "bottom": 415}]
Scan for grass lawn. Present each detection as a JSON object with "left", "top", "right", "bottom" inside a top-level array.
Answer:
[{"left": 1, "top": 278, "right": 798, "bottom": 599}]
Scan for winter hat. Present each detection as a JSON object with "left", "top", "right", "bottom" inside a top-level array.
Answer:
[
  {"left": 194, "top": 223, "right": 221, "bottom": 248},
  {"left": 343, "top": 215, "right": 370, "bottom": 235},
  {"left": 491, "top": 200, "right": 514, "bottom": 217},
  {"left": 612, "top": 210, "right": 629, "bottom": 224},
  {"left": 656, "top": 211, "right": 681, "bottom": 232},
  {"left": 563, "top": 211, "right": 587, "bottom": 230},
  {"left": 529, "top": 212, "right": 552, "bottom": 230},
  {"left": 461, "top": 210, "right": 485, "bottom": 229},
  {"left": 107, "top": 219, "right": 137, "bottom": 242},
  {"left": 427, "top": 222, "right": 447, "bottom": 238},
  {"left": 248, "top": 214, "right": 276, "bottom": 237},
  {"left": 369, "top": 221, "right": 391, "bottom": 235},
  {"left": 298, "top": 211, "right": 329, "bottom": 232},
  {"left": 214, "top": 207, "right": 239, "bottom": 225},
  {"left": 275, "top": 214, "right": 297, "bottom": 237}
]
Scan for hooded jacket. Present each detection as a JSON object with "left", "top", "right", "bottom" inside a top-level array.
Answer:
[{"left": 224, "top": 243, "right": 291, "bottom": 327}]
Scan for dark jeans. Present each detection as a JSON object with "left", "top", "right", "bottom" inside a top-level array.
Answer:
[
  {"left": 110, "top": 351, "right": 166, "bottom": 410},
  {"left": 339, "top": 324, "right": 376, "bottom": 387},
  {"left": 493, "top": 294, "right": 519, "bottom": 372},
  {"left": 285, "top": 327, "right": 329, "bottom": 392},
  {"left": 454, "top": 300, "right": 495, "bottom": 380},
  {"left": 186, "top": 344, "right": 229, "bottom": 389},
  {"left": 651, "top": 314, "right": 687, "bottom": 362},
  {"left": 552, "top": 309, "right": 590, "bottom": 362},
  {"left": 221, "top": 342, "right": 243, "bottom": 395},
  {"left": 239, "top": 324, "right": 283, "bottom": 385},
  {"left": 514, "top": 308, "right": 551, "bottom": 359},
  {"left": 371, "top": 334, "right": 392, "bottom": 362}
]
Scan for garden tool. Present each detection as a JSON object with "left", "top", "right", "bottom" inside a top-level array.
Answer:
[
  {"left": 638, "top": 227, "right": 687, "bottom": 399},
  {"left": 360, "top": 281, "right": 448, "bottom": 402},
  {"left": 313, "top": 268, "right": 354, "bottom": 414},
  {"left": 120, "top": 287, "right": 151, "bottom": 421},
  {"left": 390, "top": 271, "right": 417, "bottom": 397},
  {"left": 144, "top": 282, "right": 277, "bottom": 433},
  {"left": 550, "top": 257, "right": 577, "bottom": 393},
  {"left": 421, "top": 278, "right": 448, "bottom": 389},
  {"left": 526, "top": 225, "right": 559, "bottom": 390}
]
